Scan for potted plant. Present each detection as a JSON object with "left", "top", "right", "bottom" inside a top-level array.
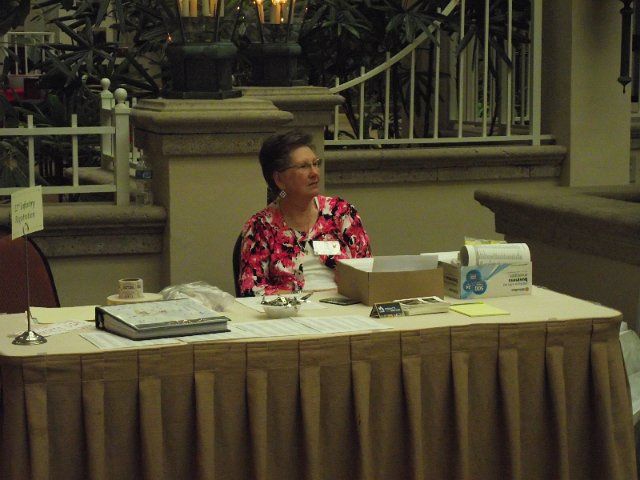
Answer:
[{"left": 0, "top": 0, "right": 31, "bottom": 38}]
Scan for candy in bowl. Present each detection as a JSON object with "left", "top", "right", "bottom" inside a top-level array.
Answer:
[{"left": 261, "top": 295, "right": 302, "bottom": 319}]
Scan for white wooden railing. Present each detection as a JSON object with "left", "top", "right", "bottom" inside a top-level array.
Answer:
[
  {"left": 327, "top": 0, "right": 550, "bottom": 148},
  {"left": 0, "top": 79, "right": 131, "bottom": 205},
  {"left": 1, "top": 31, "right": 53, "bottom": 72},
  {"left": 0, "top": 31, "right": 54, "bottom": 94}
]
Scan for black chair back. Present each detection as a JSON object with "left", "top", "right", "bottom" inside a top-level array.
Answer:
[{"left": 232, "top": 233, "right": 243, "bottom": 297}]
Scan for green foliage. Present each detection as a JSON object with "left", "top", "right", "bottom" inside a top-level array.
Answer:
[
  {"left": 0, "top": 0, "right": 532, "bottom": 187},
  {"left": 444, "top": 0, "right": 531, "bottom": 134},
  {"left": 0, "top": 138, "right": 29, "bottom": 188},
  {"left": 0, "top": 0, "right": 31, "bottom": 37},
  {"left": 296, "top": 0, "right": 531, "bottom": 140},
  {"left": 0, "top": 0, "right": 171, "bottom": 189},
  {"left": 298, "top": 0, "right": 454, "bottom": 139},
  {"left": 446, "top": 0, "right": 531, "bottom": 66},
  {"left": 35, "top": 0, "right": 166, "bottom": 104}
]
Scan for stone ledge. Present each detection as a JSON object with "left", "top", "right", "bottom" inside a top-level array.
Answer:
[
  {"left": 240, "top": 86, "right": 344, "bottom": 132},
  {"left": 325, "top": 145, "right": 566, "bottom": 184},
  {"left": 0, "top": 203, "right": 166, "bottom": 258},
  {"left": 474, "top": 185, "right": 640, "bottom": 265},
  {"left": 131, "top": 96, "right": 293, "bottom": 134},
  {"left": 240, "top": 86, "right": 343, "bottom": 112}
]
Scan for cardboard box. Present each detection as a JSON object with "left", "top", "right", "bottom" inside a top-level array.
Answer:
[
  {"left": 336, "top": 256, "right": 444, "bottom": 306},
  {"left": 440, "top": 259, "right": 532, "bottom": 299}
]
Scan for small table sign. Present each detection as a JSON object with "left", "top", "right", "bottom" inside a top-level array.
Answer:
[{"left": 370, "top": 302, "right": 403, "bottom": 318}]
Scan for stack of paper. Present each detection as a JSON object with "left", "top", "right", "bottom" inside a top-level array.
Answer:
[{"left": 396, "top": 296, "right": 451, "bottom": 316}]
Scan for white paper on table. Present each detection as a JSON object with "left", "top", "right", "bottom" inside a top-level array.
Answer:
[
  {"left": 233, "top": 319, "right": 319, "bottom": 337},
  {"left": 293, "top": 315, "right": 393, "bottom": 334},
  {"left": 32, "top": 321, "right": 94, "bottom": 336},
  {"left": 80, "top": 331, "right": 181, "bottom": 349},
  {"left": 178, "top": 325, "right": 256, "bottom": 342},
  {"left": 183, "top": 316, "right": 391, "bottom": 341},
  {"left": 31, "top": 305, "right": 97, "bottom": 324},
  {"left": 235, "top": 296, "right": 328, "bottom": 313}
]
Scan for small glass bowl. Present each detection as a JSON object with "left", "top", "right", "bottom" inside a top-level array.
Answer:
[{"left": 262, "top": 303, "right": 300, "bottom": 319}]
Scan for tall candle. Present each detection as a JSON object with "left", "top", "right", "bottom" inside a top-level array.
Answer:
[
  {"left": 180, "top": 0, "right": 190, "bottom": 16},
  {"left": 203, "top": 0, "right": 210, "bottom": 16},
  {"left": 271, "top": 1, "right": 281, "bottom": 24},
  {"left": 189, "top": 0, "right": 197, "bottom": 16},
  {"left": 256, "top": 0, "right": 265, "bottom": 23},
  {"left": 210, "top": 0, "right": 217, "bottom": 16}
]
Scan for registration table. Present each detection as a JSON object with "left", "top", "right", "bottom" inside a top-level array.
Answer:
[{"left": 0, "top": 287, "right": 636, "bottom": 479}]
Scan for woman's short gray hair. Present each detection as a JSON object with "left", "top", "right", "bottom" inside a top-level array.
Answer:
[{"left": 259, "top": 130, "right": 314, "bottom": 197}]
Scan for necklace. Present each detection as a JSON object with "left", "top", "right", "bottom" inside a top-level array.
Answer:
[{"left": 278, "top": 198, "right": 318, "bottom": 233}]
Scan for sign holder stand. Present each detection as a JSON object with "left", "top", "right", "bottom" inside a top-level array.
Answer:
[{"left": 13, "top": 225, "right": 46, "bottom": 345}]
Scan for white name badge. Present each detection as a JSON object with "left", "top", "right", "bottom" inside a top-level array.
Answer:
[{"left": 313, "top": 240, "right": 340, "bottom": 255}]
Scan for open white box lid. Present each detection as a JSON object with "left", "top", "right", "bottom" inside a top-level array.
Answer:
[{"left": 339, "top": 255, "right": 438, "bottom": 273}]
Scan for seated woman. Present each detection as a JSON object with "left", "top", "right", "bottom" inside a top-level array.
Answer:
[{"left": 239, "top": 130, "right": 372, "bottom": 296}]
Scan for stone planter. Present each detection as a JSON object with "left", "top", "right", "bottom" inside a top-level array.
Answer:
[
  {"left": 165, "top": 42, "right": 241, "bottom": 99},
  {"left": 245, "top": 42, "right": 303, "bottom": 87}
]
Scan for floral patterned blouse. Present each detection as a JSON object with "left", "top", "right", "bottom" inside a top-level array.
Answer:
[{"left": 239, "top": 195, "right": 372, "bottom": 296}]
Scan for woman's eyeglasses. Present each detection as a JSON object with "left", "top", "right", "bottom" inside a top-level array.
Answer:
[{"left": 280, "top": 158, "right": 323, "bottom": 172}]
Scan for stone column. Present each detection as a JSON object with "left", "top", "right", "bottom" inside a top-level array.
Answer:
[
  {"left": 131, "top": 97, "right": 292, "bottom": 295},
  {"left": 542, "top": 1, "right": 630, "bottom": 186}
]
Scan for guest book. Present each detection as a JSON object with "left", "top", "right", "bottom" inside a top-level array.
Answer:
[{"left": 95, "top": 298, "right": 229, "bottom": 340}]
